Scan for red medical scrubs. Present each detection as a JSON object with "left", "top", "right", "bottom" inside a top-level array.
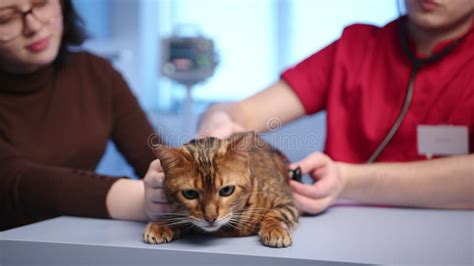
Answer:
[{"left": 281, "top": 17, "right": 474, "bottom": 163}]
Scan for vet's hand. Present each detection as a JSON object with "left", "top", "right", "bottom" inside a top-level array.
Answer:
[
  {"left": 197, "top": 110, "right": 246, "bottom": 139},
  {"left": 144, "top": 159, "right": 172, "bottom": 221},
  {"left": 289, "top": 152, "right": 345, "bottom": 214}
]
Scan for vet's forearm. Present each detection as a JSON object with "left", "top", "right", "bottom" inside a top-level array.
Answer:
[
  {"left": 338, "top": 155, "right": 474, "bottom": 209},
  {"left": 198, "top": 80, "right": 305, "bottom": 133}
]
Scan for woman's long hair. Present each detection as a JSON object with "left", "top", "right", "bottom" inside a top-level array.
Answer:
[{"left": 56, "top": 0, "right": 88, "bottom": 65}]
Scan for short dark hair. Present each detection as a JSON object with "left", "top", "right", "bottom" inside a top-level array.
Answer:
[{"left": 55, "top": 0, "right": 88, "bottom": 65}]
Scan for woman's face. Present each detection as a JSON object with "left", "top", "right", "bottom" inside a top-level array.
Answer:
[
  {"left": 405, "top": 0, "right": 473, "bottom": 31},
  {"left": 0, "top": 0, "right": 63, "bottom": 73}
]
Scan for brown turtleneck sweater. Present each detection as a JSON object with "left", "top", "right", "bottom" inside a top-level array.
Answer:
[{"left": 0, "top": 51, "right": 157, "bottom": 231}]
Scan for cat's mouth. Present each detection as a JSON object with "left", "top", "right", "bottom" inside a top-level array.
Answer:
[
  {"left": 201, "top": 223, "right": 221, "bottom": 232},
  {"left": 192, "top": 214, "right": 232, "bottom": 232}
]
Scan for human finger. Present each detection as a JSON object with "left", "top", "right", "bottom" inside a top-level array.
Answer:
[
  {"left": 292, "top": 192, "right": 330, "bottom": 215},
  {"left": 148, "top": 159, "right": 163, "bottom": 172},
  {"left": 289, "top": 180, "right": 330, "bottom": 199},
  {"left": 209, "top": 126, "right": 237, "bottom": 139},
  {"left": 289, "top": 152, "right": 329, "bottom": 174},
  {"left": 147, "top": 187, "right": 168, "bottom": 203},
  {"left": 146, "top": 203, "right": 174, "bottom": 221},
  {"left": 145, "top": 172, "right": 165, "bottom": 188}
]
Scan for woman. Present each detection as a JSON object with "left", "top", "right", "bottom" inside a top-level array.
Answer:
[
  {"left": 193, "top": 0, "right": 474, "bottom": 214},
  {"left": 0, "top": 0, "right": 168, "bottom": 230}
]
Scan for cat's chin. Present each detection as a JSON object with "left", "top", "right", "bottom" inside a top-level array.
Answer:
[
  {"left": 193, "top": 215, "right": 232, "bottom": 232},
  {"left": 199, "top": 224, "right": 223, "bottom": 232}
]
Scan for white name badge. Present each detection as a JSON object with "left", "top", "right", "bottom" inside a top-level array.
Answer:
[{"left": 417, "top": 125, "right": 469, "bottom": 156}]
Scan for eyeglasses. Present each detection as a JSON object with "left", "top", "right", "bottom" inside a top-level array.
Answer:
[{"left": 0, "top": 0, "right": 61, "bottom": 42}]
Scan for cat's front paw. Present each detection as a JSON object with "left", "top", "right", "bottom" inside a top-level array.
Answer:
[
  {"left": 143, "top": 222, "right": 175, "bottom": 244},
  {"left": 259, "top": 227, "right": 293, "bottom": 248}
]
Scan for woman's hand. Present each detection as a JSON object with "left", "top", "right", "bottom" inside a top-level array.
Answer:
[
  {"left": 143, "top": 159, "right": 172, "bottom": 221},
  {"left": 197, "top": 110, "right": 246, "bottom": 139},
  {"left": 289, "top": 152, "right": 345, "bottom": 214}
]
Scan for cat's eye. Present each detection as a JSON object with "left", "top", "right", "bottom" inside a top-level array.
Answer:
[
  {"left": 219, "top": 186, "right": 235, "bottom": 197},
  {"left": 181, "top": 190, "right": 199, "bottom": 200}
]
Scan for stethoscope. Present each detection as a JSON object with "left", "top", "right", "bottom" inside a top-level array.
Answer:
[{"left": 366, "top": 17, "right": 463, "bottom": 163}]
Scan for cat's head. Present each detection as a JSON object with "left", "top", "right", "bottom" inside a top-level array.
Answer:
[{"left": 153, "top": 132, "right": 256, "bottom": 232}]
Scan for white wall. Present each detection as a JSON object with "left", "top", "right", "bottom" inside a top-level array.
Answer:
[{"left": 76, "top": 0, "right": 399, "bottom": 111}]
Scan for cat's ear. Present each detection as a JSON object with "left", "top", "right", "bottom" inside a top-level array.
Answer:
[
  {"left": 227, "top": 131, "right": 257, "bottom": 153},
  {"left": 152, "top": 145, "right": 192, "bottom": 172}
]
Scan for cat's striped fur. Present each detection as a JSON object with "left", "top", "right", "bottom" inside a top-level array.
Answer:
[{"left": 144, "top": 132, "right": 299, "bottom": 248}]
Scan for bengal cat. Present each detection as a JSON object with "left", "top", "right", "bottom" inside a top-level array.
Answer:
[{"left": 144, "top": 132, "right": 299, "bottom": 248}]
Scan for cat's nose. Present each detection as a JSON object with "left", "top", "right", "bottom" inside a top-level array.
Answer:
[{"left": 204, "top": 216, "right": 217, "bottom": 224}]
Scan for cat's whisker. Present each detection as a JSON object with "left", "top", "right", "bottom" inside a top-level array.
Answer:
[
  {"left": 229, "top": 216, "right": 260, "bottom": 224},
  {"left": 157, "top": 216, "right": 187, "bottom": 219},
  {"left": 156, "top": 219, "right": 189, "bottom": 224},
  {"left": 227, "top": 220, "right": 253, "bottom": 231},
  {"left": 220, "top": 213, "right": 233, "bottom": 221},
  {"left": 187, "top": 216, "right": 201, "bottom": 222},
  {"left": 230, "top": 217, "right": 265, "bottom": 225},
  {"left": 225, "top": 224, "right": 242, "bottom": 231},
  {"left": 156, "top": 217, "right": 187, "bottom": 221},
  {"left": 231, "top": 219, "right": 261, "bottom": 225},
  {"left": 231, "top": 213, "right": 265, "bottom": 219},
  {"left": 155, "top": 213, "right": 188, "bottom": 218},
  {"left": 158, "top": 219, "right": 192, "bottom": 227},
  {"left": 234, "top": 209, "right": 270, "bottom": 214},
  {"left": 236, "top": 212, "right": 268, "bottom": 217},
  {"left": 234, "top": 209, "right": 269, "bottom": 214},
  {"left": 226, "top": 220, "right": 242, "bottom": 227},
  {"left": 232, "top": 214, "right": 265, "bottom": 219},
  {"left": 236, "top": 211, "right": 270, "bottom": 216},
  {"left": 155, "top": 216, "right": 189, "bottom": 221},
  {"left": 181, "top": 224, "right": 196, "bottom": 233},
  {"left": 223, "top": 221, "right": 238, "bottom": 228},
  {"left": 232, "top": 222, "right": 255, "bottom": 228},
  {"left": 161, "top": 211, "right": 188, "bottom": 215},
  {"left": 232, "top": 210, "right": 269, "bottom": 217},
  {"left": 245, "top": 192, "right": 270, "bottom": 196}
]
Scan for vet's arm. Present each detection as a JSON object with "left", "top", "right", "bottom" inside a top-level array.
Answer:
[
  {"left": 198, "top": 80, "right": 305, "bottom": 138},
  {"left": 339, "top": 154, "right": 474, "bottom": 209}
]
